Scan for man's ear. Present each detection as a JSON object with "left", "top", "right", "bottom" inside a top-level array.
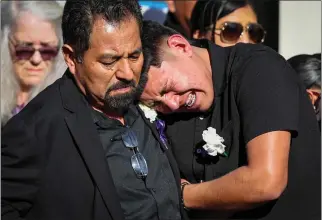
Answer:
[
  {"left": 62, "top": 44, "right": 77, "bottom": 75},
  {"left": 166, "top": 1, "right": 176, "bottom": 13},
  {"left": 167, "top": 34, "right": 193, "bottom": 57}
]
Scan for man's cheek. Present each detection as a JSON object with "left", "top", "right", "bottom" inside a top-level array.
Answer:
[{"left": 139, "top": 91, "right": 150, "bottom": 101}]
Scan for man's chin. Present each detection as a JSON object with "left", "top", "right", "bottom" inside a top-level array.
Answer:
[{"left": 103, "top": 96, "right": 135, "bottom": 113}]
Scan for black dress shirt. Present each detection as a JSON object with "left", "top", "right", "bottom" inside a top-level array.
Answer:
[{"left": 91, "top": 105, "right": 181, "bottom": 220}]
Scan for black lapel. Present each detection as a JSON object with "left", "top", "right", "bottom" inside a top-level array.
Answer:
[
  {"left": 136, "top": 106, "right": 169, "bottom": 151},
  {"left": 136, "top": 107, "right": 184, "bottom": 208},
  {"left": 60, "top": 71, "right": 124, "bottom": 220}
]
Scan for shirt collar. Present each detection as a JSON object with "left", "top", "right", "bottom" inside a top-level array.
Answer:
[
  {"left": 189, "top": 39, "right": 230, "bottom": 97},
  {"left": 91, "top": 104, "right": 139, "bottom": 129},
  {"left": 207, "top": 42, "right": 231, "bottom": 98}
]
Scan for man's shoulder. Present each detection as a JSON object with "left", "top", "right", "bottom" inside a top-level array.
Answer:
[
  {"left": 231, "top": 43, "right": 285, "bottom": 65},
  {"left": 209, "top": 43, "right": 287, "bottom": 81},
  {"left": 233, "top": 43, "right": 277, "bottom": 55},
  {"left": 228, "top": 43, "right": 294, "bottom": 85}
]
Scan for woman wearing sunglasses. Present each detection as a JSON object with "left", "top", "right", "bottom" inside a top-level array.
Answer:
[
  {"left": 190, "top": 0, "right": 266, "bottom": 47},
  {"left": 1, "top": 1, "right": 65, "bottom": 126},
  {"left": 288, "top": 54, "right": 321, "bottom": 129}
]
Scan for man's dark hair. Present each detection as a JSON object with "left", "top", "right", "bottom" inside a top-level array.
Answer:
[
  {"left": 62, "top": 0, "right": 142, "bottom": 62},
  {"left": 142, "top": 20, "right": 179, "bottom": 68},
  {"left": 288, "top": 54, "right": 321, "bottom": 90}
]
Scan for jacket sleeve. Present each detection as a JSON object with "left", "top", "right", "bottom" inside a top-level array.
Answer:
[{"left": 1, "top": 118, "right": 44, "bottom": 219}]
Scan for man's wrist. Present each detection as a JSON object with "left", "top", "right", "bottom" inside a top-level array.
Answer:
[{"left": 181, "top": 181, "right": 191, "bottom": 210}]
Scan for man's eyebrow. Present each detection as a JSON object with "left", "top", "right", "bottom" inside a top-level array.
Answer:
[
  {"left": 99, "top": 53, "right": 120, "bottom": 59},
  {"left": 99, "top": 48, "right": 142, "bottom": 59},
  {"left": 160, "top": 79, "right": 169, "bottom": 96},
  {"left": 129, "top": 47, "right": 142, "bottom": 55}
]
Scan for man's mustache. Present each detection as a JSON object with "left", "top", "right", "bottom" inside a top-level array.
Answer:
[{"left": 106, "top": 81, "right": 136, "bottom": 94}]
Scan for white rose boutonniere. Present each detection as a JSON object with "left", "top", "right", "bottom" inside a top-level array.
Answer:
[
  {"left": 202, "top": 127, "right": 227, "bottom": 157},
  {"left": 138, "top": 103, "right": 168, "bottom": 147},
  {"left": 138, "top": 103, "right": 158, "bottom": 123}
]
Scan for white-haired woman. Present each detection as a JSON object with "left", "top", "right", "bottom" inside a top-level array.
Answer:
[{"left": 1, "top": 1, "right": 66, "bottom": 126}]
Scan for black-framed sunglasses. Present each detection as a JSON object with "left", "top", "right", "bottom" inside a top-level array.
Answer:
[
  {"left": 9, "top": 37, "right": 59, "bottom": 61},
  {"left": 208, "top": 22, "right": 266, "bottom": 44},
  {"left": 121, "top": 129, "right": 148, "bottom": 179}
]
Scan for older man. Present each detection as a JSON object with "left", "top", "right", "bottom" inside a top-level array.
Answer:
[
  {"left": 140, "top": 20, "right": 321, "bottom": 220},
  {"left": 1, "top": 2, "right": 186, "bottom": 220}
]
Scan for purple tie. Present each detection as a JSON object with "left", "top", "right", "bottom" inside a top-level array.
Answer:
[{"left": 156, "top": 119, "right": 167, "bottom": 144}]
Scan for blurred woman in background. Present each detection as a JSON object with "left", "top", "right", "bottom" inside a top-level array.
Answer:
[
  {"left": 1, "top": 1, "right": 65, "bottom": 125},
  {"left": 190, "top": 0, "right": 266, "bottom": 47},
  {"left": 288, "top": 54, "right": 321, "bottom": 127}
]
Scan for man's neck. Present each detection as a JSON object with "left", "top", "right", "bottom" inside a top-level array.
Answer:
[
  {"left": 192, "top": 46, "right": 212, "bottom": 79},
  {"left": 92, "top": 106, "right": 125, "bottom": 125}
]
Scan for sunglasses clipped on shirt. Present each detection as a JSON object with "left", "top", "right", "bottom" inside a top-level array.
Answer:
[
  {"left": 121, "top": 129, "right": 148, "bottom": 179},
  {"left": 9, "top": 37, "right": 59, "bottom": 61},
  {"left": 207, "top": 22, "right": 266, "bottom": 44}
]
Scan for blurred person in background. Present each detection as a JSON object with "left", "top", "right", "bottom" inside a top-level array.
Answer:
[
  {"left": 164, "top": 0, "right": 197, "bottom": 38},
  {"left": 288, "top": 54, "right": 321, "bottom": 128},
  {"left": 190, "top": 0, "right": 266, "bottom": 47},
  {"left": 1, "top": 1, "right": 65, "bottom": 126},
  {"left": 313, "top": 53, "right": 321, "bottom": 59}
]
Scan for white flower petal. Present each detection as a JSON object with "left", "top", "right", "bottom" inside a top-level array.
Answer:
[
  {"left": 202, "top": 144, "right": 218, "bottom": 156},
  {"left": 202, "top": 127, "right": 224, "bottom": 145},
  {"left": 201, "top": 127, "right": 226, "bottom": 156},
  {"left": 139, "top": 103, "right": 158, "bottom": 123},
  {"left": 216, "top": 144, "right": 226, "bottom": 154}
]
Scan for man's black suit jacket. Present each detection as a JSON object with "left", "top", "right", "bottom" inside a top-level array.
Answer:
[{"left": 1, "top": 71, "right": 186, "bottom": 220}]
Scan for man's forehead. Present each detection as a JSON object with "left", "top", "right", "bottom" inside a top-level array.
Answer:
[
  {"left": 89, "top": 17, "right": 141, "bottom": 52},
  {"left": 91, "top": 15, "right": 139, "bottom": 34},
  {"left": 92, "top": 17, "right": 119, "bottom": 31}
]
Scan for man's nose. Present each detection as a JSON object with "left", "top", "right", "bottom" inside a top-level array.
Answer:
[
  {"left": 161, "top": 93, "right": 180, "bottom": 111},
  {"left": 116, "top": 59, "right": 134, "bottom": 81}
]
